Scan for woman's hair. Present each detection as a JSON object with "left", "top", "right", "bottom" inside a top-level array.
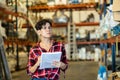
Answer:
[{"left": 35, "top": 19, "right": 52, "bottom": 30}]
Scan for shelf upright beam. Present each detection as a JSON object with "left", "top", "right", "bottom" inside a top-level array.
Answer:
[
  {"left": 99, "top": 0, "right": 104, "bottom": 62},
  {"left": 26, "top": 0, "right": 29, "bottom": 30},
  {"left": 26, "top": 0, "right": 31, "bottom": 55},
  {"left": 99, "top": 0, "right": 107, "bottom": 65},
  {"left": 99, "top": 1, "right": 102, "bottom": 20},
  {"left": 103, "top": 1, "right": 108, "bottom": 77},
  {"left": 103, "top": 0, "right": 107, "bottom": 16},
  {"left": 104, "top": 42, "right": 108, "bottom": 78},
  {"left": 100, "top": 43, "right": 104, "bottom": 61},
  {"left": 100, "top": 42, "right": 107, "bottom": 66},
  {"left": 26, "top": 0, "right": 29, "bottom": 20},
  {"left": 110, "top": 0, "right": 113, "bottom": 4},
  {"left": 104, "top": 43, "right": 107, "bottom": 66},
  {"left": 15, "top": 0, "right": 20, "bottom": 71},
  {"left": 111, "top": 43, "right": 116, "bottom": 80}
]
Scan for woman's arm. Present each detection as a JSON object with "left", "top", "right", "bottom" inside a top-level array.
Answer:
[
  {"left": 60, "top": 62, "right": 67, "bottom": 70},
  {"left": 29, "top": 56, "right": 41, "bottom": 73},
  {"left": 52, "top": 43, "right": 68, "bottom": 70}
]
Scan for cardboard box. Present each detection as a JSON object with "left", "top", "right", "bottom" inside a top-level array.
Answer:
[
  {"left": 113, "top": 12, "right": 120, "bottom": 21},
  {"left": 112, "top": 0, "right": 120, "bottom": 21}
]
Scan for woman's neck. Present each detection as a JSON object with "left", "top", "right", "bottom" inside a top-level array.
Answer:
[
  {"left": 40, "top": 39, "right": 53, "bottom": 51},
  {"left": 40, "top": 38, "right": 51, "bottom": 44}
]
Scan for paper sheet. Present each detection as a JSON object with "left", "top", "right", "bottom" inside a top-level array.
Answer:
[{"left": 39, "top": 52, "right": 62, "bottom": 69}]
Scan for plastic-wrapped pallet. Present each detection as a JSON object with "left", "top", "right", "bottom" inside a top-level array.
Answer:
[
  {"left": 91, "top": 52, "right": 95, "bottom": 61},
  {"left": 72, "top": 52, "right": 79, "bottom": 60},
  {"left": 78, "top": 49, "right": 82, "bottom": 59},
  {"left": 79, "top": 47, "right": 86, "bottom": 60},
  {"left": 112, "top": 0, "right": 120, "bottom": 21},
  {"left": 94, "top": 48, "right": 101, "bottom": 61},
  {"left": 86, "top": 51, "right": 91, "bottom": 61},
  {"left": 90, "top": 32, "right": 97, "bottom": 40},
  {"left": 19, "top": 51, "right": 28, "bottom": 69},
  {"left": 17, "top": 18, "right": 27, "bottom": 39},
  {"left": 8, "top": 58, "right": 16, "bottom": 72},
  {"left": 55, "top": 0, "right": 67, "bottom": 5},
  {"left": 0, "top": 0, "right": 6, "bottom": 8},
  {"left": 6, "top": 53, "right": 16, "bottom": 72},
  {"left": 79, "top": 29, "right": 87, "bottom": 41}
]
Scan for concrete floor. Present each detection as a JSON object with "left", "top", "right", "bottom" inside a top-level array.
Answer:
[{"left": 11, "top": 61, "right": 99, "bottom": 80}]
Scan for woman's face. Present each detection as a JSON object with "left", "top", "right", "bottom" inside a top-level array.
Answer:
[{"left": 38, "top": 22, "right": 52, "bottom": 38}]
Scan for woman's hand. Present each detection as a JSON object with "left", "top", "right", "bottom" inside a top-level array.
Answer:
[
  {"left": 52, "top": 61, "right": 66, "bottom": 69},
  {"left": 36, "top": 56, "right": 41, "bottom": 67}
]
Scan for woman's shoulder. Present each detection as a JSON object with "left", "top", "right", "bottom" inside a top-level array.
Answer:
[{"left": 30, "top": 42, "right": 40, "bottom": 49}]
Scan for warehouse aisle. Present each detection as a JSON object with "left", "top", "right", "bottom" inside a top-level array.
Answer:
[{"left": 12, "top": 61, "right": 99, "bottom": 80}]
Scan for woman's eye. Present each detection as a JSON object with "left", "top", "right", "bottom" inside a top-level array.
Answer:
[
  {"left": 42, "top": 26, "right": 51, "bottom": 29},
  {"left": 48, "top": 27, "right": 51, "bottom": 29},
  {"left": 43, "top": 27, "right": 46, "bottom": 29}
]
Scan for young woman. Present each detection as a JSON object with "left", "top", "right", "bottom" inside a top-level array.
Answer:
[{"left": 27, "top": 19, "right": 68, "bottom": 80}]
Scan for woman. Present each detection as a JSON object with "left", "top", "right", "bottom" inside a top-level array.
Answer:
[{"left": 27, "top": 19, "right": 68, "bottom": 80}]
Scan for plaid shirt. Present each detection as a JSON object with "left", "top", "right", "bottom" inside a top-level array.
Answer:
[{"left": 27, "top": 41, "right": 68, "bottom": 80}]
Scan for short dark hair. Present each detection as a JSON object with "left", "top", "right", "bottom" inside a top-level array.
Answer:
[{"left": 35, "top": 19, "right": 52, "bottom": 30}]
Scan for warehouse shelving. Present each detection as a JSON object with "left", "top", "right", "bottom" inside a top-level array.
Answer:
[
  {"left": 22, "top": 22, "right": 99, "bottom": 28},
  {"left": 27, "top": 3, "right": 99, "bottom": 28},
  {"left": 27, "top": 2, "right": 100, "bottom": 60},
  {"left": 0, "top": 0, "right": 29, "bottom": 72},
  {"left": 3, "top": 2, "right": 120, "bottom": 46},
  {"left": 28, "top": 3, "right": 97, "bottom": 11},
  {"left": 0, "top": 7, "right": 27, "bottom": 20},
  {"left": 76, "top": 35, "right": 120, "bottom": 45}
]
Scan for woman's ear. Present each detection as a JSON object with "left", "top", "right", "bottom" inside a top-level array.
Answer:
[{"left": 37, "top": 30, "right": 41, "bottom": 36}]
